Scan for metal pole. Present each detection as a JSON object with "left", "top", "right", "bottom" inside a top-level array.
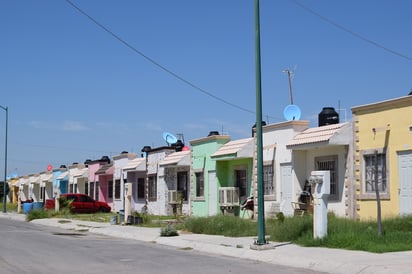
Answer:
[
  {"left": 287, "top": 70, "right": 293, "bottom": 105},
  {"left": 254, "top": 0, "right": 266, "bottom": 245},
  {"left": 1, "top": 105, "right": 8, "bottom": 213}
]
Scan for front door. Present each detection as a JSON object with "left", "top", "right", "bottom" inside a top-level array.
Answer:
[
  {"left": 280, "top": 163, "right": 293, "bottom": 216},
  {"left": 398, "top": 151, "right": 412, "bottom": 215}
]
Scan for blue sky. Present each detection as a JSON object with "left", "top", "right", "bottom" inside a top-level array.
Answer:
[{"left": 1, "top": 0, "right": 411, "bottom": 176}]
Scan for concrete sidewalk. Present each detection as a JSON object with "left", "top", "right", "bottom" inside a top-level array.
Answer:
[{"left": 1, "top": 212, "right": 412, "bottom": 274}]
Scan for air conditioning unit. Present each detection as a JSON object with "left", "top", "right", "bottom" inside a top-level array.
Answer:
[
  {"left": 168, "top": 190, "right": 178, "bottom": 204},
  {"left": 219, "top": 187, "right": 240, "bottom": 207}
]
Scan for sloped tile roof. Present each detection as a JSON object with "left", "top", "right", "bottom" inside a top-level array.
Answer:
[
  {"left": 159, "top": 150, "right": 190, "bottom": 167},
  {"left": 123, "top": 158, "right": 146, "bottom": 171},
  {"left": 95, "top": 164, "right": 114, "bottom": 175},
  {"left": 287, "top": 123, "right": 346, "bottom": 148},
  {"left": 211, "top": 137, "right": 254, "bottom": 159}
]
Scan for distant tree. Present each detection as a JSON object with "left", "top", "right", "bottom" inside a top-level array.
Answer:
[{"left": 0, "top": 181, "right": 10, "bottom": 199}]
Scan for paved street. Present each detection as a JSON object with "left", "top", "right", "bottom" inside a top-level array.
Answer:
[{"left": 0, "top": 219, "right": 318, "bottom": 274}]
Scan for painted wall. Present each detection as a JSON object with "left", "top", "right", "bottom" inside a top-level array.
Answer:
[
  {"left": 305, "top": 146, "right": 348, "bottom": 217},
  {"left": 259, "top": 121, "right": 309, "bottom": 217},
  {"left": 352, "top": 95, "right": 412, "bottom": 220},
  {"left": 163, "top": 166, "right": 191, "bottom": 215},
  {"left": 113, "top": 153, "right": 136, "bottom": 212},
  {"left": 127, "top": 170, "right": 147, "bottom": 213},
  {"left": 145, "top": 147, "right": 175, "bottom": 215},
  {"left": 190, "top": 135, "right": 230, "bottom": 217}
]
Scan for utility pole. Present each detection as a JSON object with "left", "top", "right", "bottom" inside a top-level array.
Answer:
[{"left": 0, "top": 105, "right": 8, "bottom": 213}]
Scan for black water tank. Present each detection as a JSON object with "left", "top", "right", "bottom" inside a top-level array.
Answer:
[
  {"left": 172, "top": 140, "right": 184, "bottom": 152},
  {"left": 208, "top": 131, "right": 219, "bottom": 137},
  {"left": 100, "top": 156, "right": 111, "bottom": 164},
  {"left": 252, "top": 121, "right": 267, "bottom": 137},
  {"left": 318, "top": 107, "right": 339, "bottom": 126}
]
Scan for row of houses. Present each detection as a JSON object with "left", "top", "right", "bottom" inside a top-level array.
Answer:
[{"left": 6, "top": 94, "right": 412, "bottom": 220}]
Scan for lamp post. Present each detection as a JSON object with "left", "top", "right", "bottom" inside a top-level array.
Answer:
[
  {"left": 254, "top": 0, "right": 266, "bottom": 245},
  {"left": 0, "top": 105, "right": 8, "bottom": 213}
]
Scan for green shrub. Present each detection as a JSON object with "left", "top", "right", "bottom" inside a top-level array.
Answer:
[
  {"left": 160, "top": 225, "right": 179, "bottom": 237},
  {"left": 276, "top": 212, "right": 285, "bottom": 223},
  {"left": 26, "top": 209, "right": 49, "bottom": 221},
  {"left": 59, "top": 196, "right": 73, "bottom": 211}
]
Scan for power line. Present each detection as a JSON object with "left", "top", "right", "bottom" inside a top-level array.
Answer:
[
  {"left": 291, "top": 0, "right": 412, "bottom": 62},
  {"left": 64, "top": 0, "right": 264, "bottom": 117}
]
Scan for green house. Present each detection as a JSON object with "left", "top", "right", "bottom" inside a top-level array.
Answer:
[{"left": 190, "top": 133, "right": 254, "bottom": 217}]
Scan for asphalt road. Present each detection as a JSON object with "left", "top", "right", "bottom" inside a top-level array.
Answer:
[{"left": 0, "top": 219, "right": 319, "bottom": 274}]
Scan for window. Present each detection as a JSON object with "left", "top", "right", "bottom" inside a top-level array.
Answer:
[
  {"left": 108, "top": 180, "right": 113, "bottom": 199},
  {"left": 40, "top": 186, "right": 45, "bottom": 200},
  {"left": 364, "top": 152, "right": 387, "bottom": 193},
  {"left": 177, "top": 171, "right": 188, "bottom": 201},
  {"left": 148, "top": 175, "right": 157, "bottom": 201},
  {"left": 235, "top": 169, "right": 247, "bottom": 198},
  {"left": 263, "top": 164, "right": 274, "bottom": 196},
  {"left": 95, "top": 181, "right": 99, "bottom": 201},
  {"left": 316, "top": 156, "right": 338, "bottom": 200},
  {"left": 69, "top": 183, "right": 75, "bottom": 193},
  {"left": 88, "top": 182, "right": 93, "bottom": 197},
  {"left": 114, "top": 179, "right": 121, "bottom": 199},
  {"left": 137, "top": 177, "right": 145, "bottom": 199},
  {"left": 195, "top": 172, "right": 204, "bottom": 198}
]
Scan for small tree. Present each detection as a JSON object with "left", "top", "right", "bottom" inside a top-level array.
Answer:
[{"left": 374, "top": 150, "right": 382, "bottom": 237}]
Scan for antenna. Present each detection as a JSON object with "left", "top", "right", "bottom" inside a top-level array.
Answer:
[
  {"left": 282, "top": 68, "right": 295, "bottom": 104},
  {"left": 282, "top": 67, "right": 301, "bottom": 121},
  {"left": 176, "top": 133, "right": 185, "bottom": 143}
]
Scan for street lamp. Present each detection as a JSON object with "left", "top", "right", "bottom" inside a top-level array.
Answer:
[
  {"left": 0, "top": 105, "right": 8, "bottom": 213},
  {"left": 254, "top": 0, "right": 266, "bottom": 245}
]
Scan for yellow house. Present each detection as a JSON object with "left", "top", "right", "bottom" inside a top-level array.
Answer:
[{"left": 352, "top": 95, "right": 412, "bottom": 220}]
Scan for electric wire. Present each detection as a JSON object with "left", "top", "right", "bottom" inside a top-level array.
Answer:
[
  {"left": 291, "top": 0, "right": 412, "bottom": 62},
  {"left": 65, "top": 0, "right": 261, "bottom": 117}
]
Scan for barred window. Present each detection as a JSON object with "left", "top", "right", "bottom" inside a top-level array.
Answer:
[
  {"left": 364, "top": 153, "right": 387, "bottom": 193},
  {"left": 195, "top": 172, "right": 204, "bottom": 198},
  {"left": 316, "top": 156, "right": 338, "bottom": 200},
  {"left": 263, "top": 164, "right": 274, "bottom": 195}
]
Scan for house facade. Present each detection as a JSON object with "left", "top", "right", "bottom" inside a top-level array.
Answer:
[
  {"left": 112, "top": 152, "right": 136, "bottom": 212},
  {"left": 287, "top": 122, "right": 354, "bottom": 218},
  {"left": 144, "top": 146, "right": 176, "bottom": 215},
  {"left": 159, "top": 150, "right": 191, "bottom": 215},
  {"left": 352, "top": 95, "right": 412, "bottom": 220},
  {"left": 253, "top": 120, "right": 310, "bottom": 217},
  {"left": 68, "top": 163, "right": 88, "bottom": 194},
  {"left": 190, "top": 133, "right": 231, "bottom": 217},
  {"left": 123, "top": 157, "right": 146, "bottom": 213},
  {"left": 211, "top": 137, "right": 254, "bottom": 217},
  {"left": 86, "top": 157, "right": 112, "bottom": 206}
]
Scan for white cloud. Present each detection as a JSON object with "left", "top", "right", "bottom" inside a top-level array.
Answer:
[
  {"left": 29, "top": 120, "right": 90, "bottom": 131},
  {"left": 62, "top": 121, "right": 90, "bottom": 131}
]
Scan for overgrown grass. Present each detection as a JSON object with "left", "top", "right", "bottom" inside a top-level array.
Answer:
[
  {"left": 266, "top": 214, "right": 313, "bottom": 242},
  {"left": 176, "top": 214, "right": 412, "bottom": 253},
  {"left": 0, "top": 202, "right": 20, "bottom": 212},
  {"left": 268, "top": 214, "right": 412, "bottom": 253},
  {"left": 26, "top": 209, "right": 49, "bottom": 221},
  {"left": 177, "top": 215, "right": 257, "bottom": 237}
]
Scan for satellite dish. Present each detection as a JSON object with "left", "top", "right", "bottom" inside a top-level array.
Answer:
[
  {"left": 162, "top": 131, "right": 178, "bottom": 145},
  {"left": 284, "top": 104, "right": 301, "bottom": 121}
]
